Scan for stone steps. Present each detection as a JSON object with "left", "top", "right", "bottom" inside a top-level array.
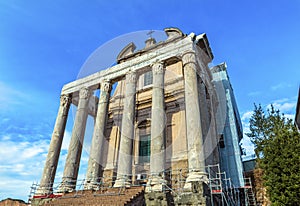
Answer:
[{"left": 42, "top": 186, "right": 145, "bottom": 206}]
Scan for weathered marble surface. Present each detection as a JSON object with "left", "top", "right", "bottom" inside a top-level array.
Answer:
[
  {"left": 59, "top": 87, "right": 91, "bottom": 192},
  {"left": 61, "top": 33, "right": 212, "bottom": 95},
  {"left": 84, "top": 81, "right": 111, "bottom": 189},
  {"left": 182, "top": 52, "right": 207, "bottom": 191},
  {"left": 147, "top": 62, "right": 166, "bottom": 192},
  {"left": 114, "top": 71, "right": 137, "bottom": 187},
  {"left": 36, "top": 94, "right": 71, "bottom": 195}
]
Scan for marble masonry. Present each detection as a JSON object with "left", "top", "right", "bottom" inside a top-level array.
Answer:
[{"left": 34, "top": 28, "right": 244, "bottom": 205}]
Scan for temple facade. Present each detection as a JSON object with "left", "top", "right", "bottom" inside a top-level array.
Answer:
[{"left": 34, "top": 28, "right": 245, "bottom": 205}]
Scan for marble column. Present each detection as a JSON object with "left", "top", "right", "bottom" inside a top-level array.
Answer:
[
  {"left": 60, "top": 87, "right": 91, "bottom": 192},
  {"left": 85, "top": 80, "right": 111, "bottom": 190},
  {"left": 147, "top": 62, "right": 166, "bottom": 192},
  {"left": 182, "top": 52, "right": 207, "bottom": 190},
  {"left": 114, "top": 71, "right": 137, "bottom": 187},
  {"left": 36, "top": 94, "right": 71, "bottom": 195}
]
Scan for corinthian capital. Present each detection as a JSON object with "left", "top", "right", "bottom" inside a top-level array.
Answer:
[
  {"left": 79, "top": 87, "right": 91, "bottom": 99},
  {"left": 101, "top": 80, "right": 111, "bottom": 92},
  {"left": 152, "top": 62, "right": 164, "bottom": 74},
  {"left": 182, "top": 52, "right": 196, "bottom": 66},
  {"left": 126, "top": 71, "right": 137, "bottom": 84},
  {"left": 60, "top": 94, "right": 71, "bottom": 107}
]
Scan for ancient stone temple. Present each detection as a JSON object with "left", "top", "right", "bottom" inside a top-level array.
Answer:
[{"left": 32, "top": 28, "right": 247, "bottom": 206}]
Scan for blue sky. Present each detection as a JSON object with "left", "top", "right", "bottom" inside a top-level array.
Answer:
[{"left": 0, "top": 0, "right": 299, "bottom": 201}]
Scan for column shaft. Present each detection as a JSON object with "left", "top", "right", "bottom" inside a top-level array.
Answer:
[
  {"left": 36, "top": 94, "right": 71, "bottom": 194},
  {"left": 150, "top": 63, "right": 165, "bottom": 173},
  {"left": 60, "top": 87, "right": 91, "bottom": 192},
  {"left": 114, "top": 71, "right": 136, "bottom": 187},
  {"left": 183, "top": 52, "right": 206, "bottom": 187},
  {"left": 147, "top": 62, "right": 166, "bottom": 192},
  {"left": 85, "top": 81, "right": 111, "bottom": 189}
]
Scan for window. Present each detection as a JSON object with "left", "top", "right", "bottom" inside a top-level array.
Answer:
[
  {"left": 144, "top": 71, "right": 153, "bottom": 86},
  {"left": 139, "top": 134, "right": 151, "bottom": 163}
]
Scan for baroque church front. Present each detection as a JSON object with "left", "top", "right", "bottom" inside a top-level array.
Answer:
[{"left": 33, "top": 28, "right": 245, "bottom": 205}]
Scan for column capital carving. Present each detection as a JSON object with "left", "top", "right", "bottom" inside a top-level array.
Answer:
[
  {"left": 126, "top": 71, "right": 137, "bottom": 84},
  {"left": 79, "top": 87, "right": 91, "bottom": 99},
  {"left": 182, "top": 51, "right": 196, "bottom": 66},
  {"left": 152, "top": 62, "right": 164, "bottom": 75},
  {"left": 60, "top": 94, "right": 71, "bottom": 107},
  {"left": 100, "top": 80, "right": 111, "bottom": 92}
]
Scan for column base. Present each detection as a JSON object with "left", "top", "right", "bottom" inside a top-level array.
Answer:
[
  {"left": 83, "top": 179, "right": 100, "bottom": 190},
  {"left": 35, "top": 185, "right": 52, "bottom": 196},
  {"left": 57, "top": 178, "right": 76, "bottom": 193},
  {"left": 145, "top": 175, "right": 167, "bottom": 192},
  {"left": 184, "top": 171, "right": 208, "bottom": 192},
  {"left": 113, "top": 177, "right": 131, "bottom": 188},
  {"left": 176, "top": 175, "right": 209, "bottom": 206}
]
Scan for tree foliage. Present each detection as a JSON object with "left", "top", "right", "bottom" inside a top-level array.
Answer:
[{"left": 247, "top": 104, "right": 300, "bottom": 205}]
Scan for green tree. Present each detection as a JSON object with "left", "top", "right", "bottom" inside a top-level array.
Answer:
[{"left": 247, "top": 104, "right": 300, "bottom": 205}]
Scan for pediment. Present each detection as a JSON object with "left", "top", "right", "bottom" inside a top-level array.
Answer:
[{"left": 117, "top": 42, "right": 136, "bottom": 63}]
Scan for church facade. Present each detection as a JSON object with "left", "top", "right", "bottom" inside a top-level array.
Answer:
[{"left": 34, "top": 28, "right": 245, "bottom": 205}]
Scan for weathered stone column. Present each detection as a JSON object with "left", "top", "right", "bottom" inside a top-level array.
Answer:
[
  {"left": 36, "top": 94, "right": 71, "bottom": 195},
  {"left": 60, "top": 87, "right": 91, "bottom": 192},
  {"left": 85, "top": 80, "right": 111, "bottom": 190},
  {"left": 182, "top": 52, "right": 207, "bottom": 191},
  {"left": 114, "top": 71, "right": 137, "bottom": 187},
  {"left": 147, "top": 62, "right": 166, "bottom": 192}
]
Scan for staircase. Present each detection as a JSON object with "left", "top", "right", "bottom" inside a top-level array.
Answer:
[{"left": 41, "top": 186, "right": 145, "bottom": 206}]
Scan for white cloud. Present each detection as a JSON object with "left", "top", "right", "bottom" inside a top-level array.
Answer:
[
  {"left": 248, "top": 91, "right": 261, "bottom": 97},
  {"left": 240, "top": 136, "right": 255, "bottom": 156},
  {"left": 0, "top": 81, "right": 31, "bottom": 109},
  {"left": 271, "top": 82, "right": 292, "bottom": 91},
  {"left": 0, "top": 178, "right": 33, "bottom": 201},
  {"left": 272, "top": 102, "right": 296, "bottom": 113},
  {"left": 0, "top": 135, "right": 50, "bottom": 201},
  {"left": 241, "top": 111, "right": 253, "bottom": 121},
  {"left": 2, "top": 135, "right": 11, "bottom": 141},
  {"left": 61, "top": 130, "right": 72, "bottom": 150},
  {"left": 240, "top": 110, "right": 255, "bottom": 155},
  {"left": 240, "top": 96, "right": 297, "bottom": 156},
  {"left": 267, "top": 98, "right": 296, "bottom": 114}
]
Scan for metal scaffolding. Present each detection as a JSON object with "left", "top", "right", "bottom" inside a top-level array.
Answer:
[
  {"left": 29, "top": 164, "right": 255, "bottom": 205},
  {"left": 243, "top": 177, "right": 256, "bottom": 206},
  {"left": 207, "top": 164, "right": 241, "bottom": 206}
]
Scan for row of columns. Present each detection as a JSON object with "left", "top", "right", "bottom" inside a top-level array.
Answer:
[{"left": 37, "top": 52, "right": 206, "bottom": 194}]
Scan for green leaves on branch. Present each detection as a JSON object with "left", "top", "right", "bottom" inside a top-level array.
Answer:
[{"left": 246, "top": 104, "right": 300, "bottom": 205}]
